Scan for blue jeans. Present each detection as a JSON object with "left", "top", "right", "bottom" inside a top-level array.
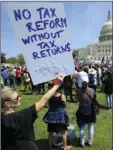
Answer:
[
  {"left": 10, "top": 78, "right": 17, "bottom": 89},
  {"left": 80, "top": 123, "right": 94, "bottom": 145},
  {"left": 106, "top": 94, "right": 112, "bottom": 108}
]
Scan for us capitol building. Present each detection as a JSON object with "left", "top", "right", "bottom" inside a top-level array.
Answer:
[{"left": 74, "top": 11, "right": 112, "bottom": 63}]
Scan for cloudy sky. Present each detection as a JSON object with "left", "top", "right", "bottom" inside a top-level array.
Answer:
[{"left": 1, "top": 1, "right": 112, "bottom": 58}]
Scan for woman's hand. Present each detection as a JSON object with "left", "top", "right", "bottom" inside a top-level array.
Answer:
[{"left": 56, "top": 73, "right": 65, "bottom": 86}]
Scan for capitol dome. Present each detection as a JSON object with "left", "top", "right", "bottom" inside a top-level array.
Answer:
[{"left": 99, "top": 11, "right": 112, "bottom": 42}]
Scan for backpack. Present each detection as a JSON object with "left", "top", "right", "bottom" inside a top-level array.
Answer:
[
  {"left": 79, "top": 104, "right": 92, "bottom": 116},
  {"left": 23, "top": 73, "right": 30, "bottom": 83},
  {"left": 89, "top": 74, "right": 95, "bottom": 86}
]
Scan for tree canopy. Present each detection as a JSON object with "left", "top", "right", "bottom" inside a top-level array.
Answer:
[
  {"left": 6, "top": 57, "right": 18, "bottom": 64},
  {"left": 17, "top": 53, "right": 25, "bottom": 65}
]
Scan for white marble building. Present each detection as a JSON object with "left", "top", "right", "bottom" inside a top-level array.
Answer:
[{"left": 74, "top": 11, "right": 112, "bottom": 62}]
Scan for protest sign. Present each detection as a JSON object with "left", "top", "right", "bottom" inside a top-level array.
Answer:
[{"left": 7, "top": 3, "right": 75, "bottom": 85}]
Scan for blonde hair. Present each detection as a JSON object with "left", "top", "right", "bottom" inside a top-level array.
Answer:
[{"left": 1, "top": 87, "right": 17, "bottom": 108}]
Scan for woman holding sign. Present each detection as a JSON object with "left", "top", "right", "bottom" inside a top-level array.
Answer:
[{"left": 1, "top": 73, "right": 64, "bottom": 150}]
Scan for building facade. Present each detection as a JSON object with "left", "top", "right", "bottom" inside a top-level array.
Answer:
[{"left": 74, "top": 11, "right": 112, "bottom": 62}]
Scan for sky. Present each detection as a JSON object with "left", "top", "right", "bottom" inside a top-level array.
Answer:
[{"left": 1, "top": 1, "right": 112, "bottom": 58}]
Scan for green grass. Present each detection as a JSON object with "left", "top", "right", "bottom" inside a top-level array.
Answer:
[{"left": 16, "top": 87, "right": 112, "bottom": 150}]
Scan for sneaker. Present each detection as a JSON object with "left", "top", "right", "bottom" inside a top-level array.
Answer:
[
  {"left": 106, "top": 107, "right": 110, "bottom": 110},
  {"left": 79, "top": 143, "right": 84, "bottom": 147},
  {"left": 86, "top": 142, "right": 92, "bottom": 147}
]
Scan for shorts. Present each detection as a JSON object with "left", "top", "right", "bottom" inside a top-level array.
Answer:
[{"left": 48, "top": 123, "right": 67, "bottom": 134}]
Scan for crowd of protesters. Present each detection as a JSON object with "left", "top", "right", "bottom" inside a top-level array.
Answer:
[
  {"left": 1, "top": 62, "right": 113, "bottom": 111},
  {"left": 1, "top": 65, "right": 45, "bottom": 94},
  {"left": 1, "top": 62, "right": 113, "bottom": 150}
]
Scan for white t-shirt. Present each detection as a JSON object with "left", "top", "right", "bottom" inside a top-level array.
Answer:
[
  {"left": 77, "top": 71, "right": 89, "bottom": 88},
  {"left": 74, "top": 70, "right": 78, "bottom": 76}
]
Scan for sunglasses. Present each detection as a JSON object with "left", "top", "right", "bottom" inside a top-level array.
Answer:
[{"left": 11, "top": 95, "right": 21, "bottom": 101}]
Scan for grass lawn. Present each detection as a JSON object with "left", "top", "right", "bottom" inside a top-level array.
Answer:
[{"left": 16, "top": 86, "right": 112, "bottom": 150}]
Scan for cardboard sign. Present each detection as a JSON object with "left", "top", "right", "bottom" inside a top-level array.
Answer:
[{"left": 7, "top": 3, "right": 75, "bottom": 85}]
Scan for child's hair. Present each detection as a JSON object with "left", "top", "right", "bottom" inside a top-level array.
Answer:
[
  {"left": 56, "top": 85, "right": 62, "bottom": 93},
  {"left": 48, "top": 83, "right": 62, "bottom": 92}
]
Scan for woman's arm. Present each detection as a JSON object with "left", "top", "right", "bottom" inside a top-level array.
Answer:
[{"left": 35, "top": 73, "right": 64, "bottom": 112}]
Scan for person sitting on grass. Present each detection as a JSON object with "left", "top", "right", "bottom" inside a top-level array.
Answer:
[
  {"left": 1, "top": 73, "right": 64, "bottom": 150},
  {"left": 43, "top": 83, "right": 71, "bottom": 150}
]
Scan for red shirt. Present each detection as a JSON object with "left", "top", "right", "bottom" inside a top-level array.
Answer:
[
  {"left": 52, "top": 79, "right": 57, "bottom": 85},
  {"left": 21, "top": 69, "right": 24, "bottom": 75},
  {"left": 16, "top": 70, "right": 21, "bottom": 78}
]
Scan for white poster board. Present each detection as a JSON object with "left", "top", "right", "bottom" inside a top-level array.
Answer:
[{"left": 7, "top": 3, "right": 75, "bottom": 85}]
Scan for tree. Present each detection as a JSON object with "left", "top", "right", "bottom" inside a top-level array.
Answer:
[
  {"left": 6, "top": 57, "right": 18, "bottom": 64},
  {"left": 17, "top": 53, "right": 25, "bottom": 65},
  {"left": 72, "top": 50, "right": 79, "bottom": 59},
  {"left": 1, "top": 52, "right": 6, "bottom": 63}
]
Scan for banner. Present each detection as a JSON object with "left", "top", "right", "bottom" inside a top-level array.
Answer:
[{"left": 7, "top": 3, "right": 75, "bottom": 85}]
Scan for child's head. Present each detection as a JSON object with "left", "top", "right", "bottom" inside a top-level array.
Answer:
[{"left": 48, "top": 83, "right": 62, "bottom": 93}]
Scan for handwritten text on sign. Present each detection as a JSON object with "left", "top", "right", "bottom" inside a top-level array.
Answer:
[{"left": 7, "top": 4, "right": 75, "bottom": 85}]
